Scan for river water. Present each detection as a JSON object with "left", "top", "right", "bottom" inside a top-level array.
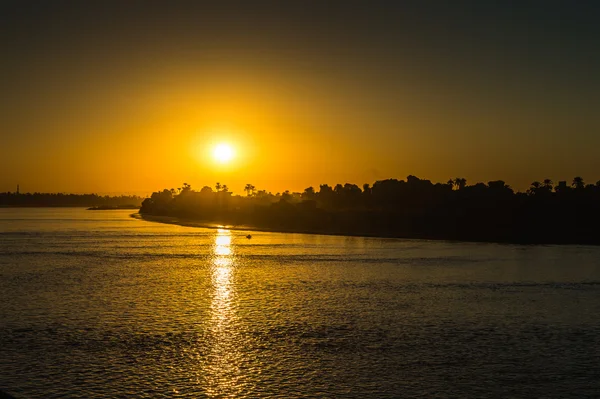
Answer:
[{"left": 1, "top": 208, "right": 600, "bottom": 398}]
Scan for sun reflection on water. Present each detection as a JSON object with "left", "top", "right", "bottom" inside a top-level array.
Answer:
[
  {"left": 205, "top": 228, "right": 243, "bottom": 397},
  {"left": 214, "top": 232, "right": 232, "bottom": 256}
]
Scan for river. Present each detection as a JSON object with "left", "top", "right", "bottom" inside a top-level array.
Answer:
[{"left": 1, "top": 208, "right": 600, "bottom": 398}]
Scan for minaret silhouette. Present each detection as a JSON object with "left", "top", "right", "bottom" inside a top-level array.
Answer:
[{"left": 17, "top": 184, "right": 19, "bottom": 194}]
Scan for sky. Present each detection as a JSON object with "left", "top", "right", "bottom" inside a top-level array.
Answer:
[{"left": 2, "top": 1, "right": 599, "bottom": 195}]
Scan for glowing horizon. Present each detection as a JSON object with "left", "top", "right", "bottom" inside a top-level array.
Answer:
[{"left": 2, "top": 3, "right": 600, "bottom": 195}]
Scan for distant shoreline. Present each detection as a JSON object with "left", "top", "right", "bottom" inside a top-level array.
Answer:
[
  {"left": 0, "top": 193, "right": 144, "bottom": 208},
  {"left": 87, "top": 205, "right": 140, "bottom": 210},
  {"left": 0, "top": 205, "right": 139, "bottom": 209},
  {"left": 0, "top": 205, "right": 92, "bottom": 208}
]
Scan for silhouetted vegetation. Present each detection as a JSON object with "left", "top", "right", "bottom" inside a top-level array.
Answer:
[
  {"left": 140, "top": 176, "right": 600, "bottom": 244},
  {"left": 0, "top": 192, "right": 143, "bottom": 208}
]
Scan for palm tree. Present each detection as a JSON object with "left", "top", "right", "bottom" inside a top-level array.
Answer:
[
  {"left": 572, "top": 176, "right": 584, "bottom": 190},
  {"left": 244, "top": 184, "right": 256, "bottom": 196},
  {"left": 539, "top": 179, "right": 553, "bottom": 194},
  {"left": 528, "top": 181, "right": 541, "bottom": 195},
  {"left": 454, "top": 178, "right": 467, "bottom": 190},
  {"left": 215, "top": 182, "right": 222, "bottom": 192}
]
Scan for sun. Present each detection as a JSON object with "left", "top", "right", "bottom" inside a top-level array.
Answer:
[{"left": 213, "top": 143, "right": 235, "bottom": 163}]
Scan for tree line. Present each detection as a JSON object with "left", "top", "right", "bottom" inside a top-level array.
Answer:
[
  {"left": 0, "top": 192, "right": 144, "bottom": 207},
  {"left": 140, "top": 176, "right": 600, "bottom": 244}
]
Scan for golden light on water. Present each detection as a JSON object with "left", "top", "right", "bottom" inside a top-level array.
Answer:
[
  {"left": 214, "top": 232, "right": 232, "bottom": 256},
  {"left": 211, "top": 228, "right": 235, "bottom": 327},
  {"left": 206, "top": 228, "right": 243, "bottom": 396}
]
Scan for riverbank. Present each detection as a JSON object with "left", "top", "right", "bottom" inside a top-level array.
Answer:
[
  {"left": 134, "top": 212, "right": 595, "bottom": 245},
  {"left": 133, "top": 213, "right": 411, "bottom": 240}
]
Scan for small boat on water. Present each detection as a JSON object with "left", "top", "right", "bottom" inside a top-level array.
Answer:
[{"left": 246, "top": 234, "right": 252, "bottom": 239}]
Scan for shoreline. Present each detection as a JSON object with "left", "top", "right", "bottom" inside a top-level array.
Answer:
[
  {"left": 131, "top": 213, "right": 407, "bottom": 240},
  {"left": 132, "top": 212, "right": 594, "bottom": 246}
]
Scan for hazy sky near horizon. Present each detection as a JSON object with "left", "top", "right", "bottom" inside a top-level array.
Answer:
[{"left": 2, "top": 1, "right": 599, "bottom": 195}]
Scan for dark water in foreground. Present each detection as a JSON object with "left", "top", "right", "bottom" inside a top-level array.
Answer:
[{"left": 1, "top": 208, "right": 600, "bottom": 398}]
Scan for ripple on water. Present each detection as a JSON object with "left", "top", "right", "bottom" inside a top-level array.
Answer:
[{"left": 2, "top": 209, "right": 600, "bottom": 398}]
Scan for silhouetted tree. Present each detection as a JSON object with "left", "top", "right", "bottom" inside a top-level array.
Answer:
[
  {"left": 281, "top": 190, "right": 292, "bottom": 202},
  {"left": 319, "top": 185, "right": 332, "bottom": 194},
  {"left": 572, "top": 176, "right": 585, "bottom": 190},
  {"left": 555, "top": 181, "right": 570, "bottom": 194},
  {"left": 181, "top": 183, "right": 192, "bottom": 193},
  {"left": 528, "top": 181, "right": 541, "bottom": 196},
  {"left": 244, "top": 184, "right": 255, "bottom": 197},
  {"left": 302, "top": 186, "right": 316, "bottom": 200},
  {"left": 453, "top": 178, "right": 467, "bottom": 190},
  {"left": 487, "top": 180, "right": 513, "bottom": 194}
]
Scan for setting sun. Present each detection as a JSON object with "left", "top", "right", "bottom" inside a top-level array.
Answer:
[{"left": 213, "top": 143, "right": 234, "bottom": 163}]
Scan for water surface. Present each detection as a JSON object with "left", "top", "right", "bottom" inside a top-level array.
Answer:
[{"left": 1, "top": 208, "right": 600, "bottom": 398}]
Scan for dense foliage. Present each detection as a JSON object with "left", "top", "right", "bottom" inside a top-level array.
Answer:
[{"left": 142, "top": 176, "right": 600, "bottom": 244}]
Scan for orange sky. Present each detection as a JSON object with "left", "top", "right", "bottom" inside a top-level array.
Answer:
[{"left": 2, "top": 2, "right": 599, "bottom": 195}]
